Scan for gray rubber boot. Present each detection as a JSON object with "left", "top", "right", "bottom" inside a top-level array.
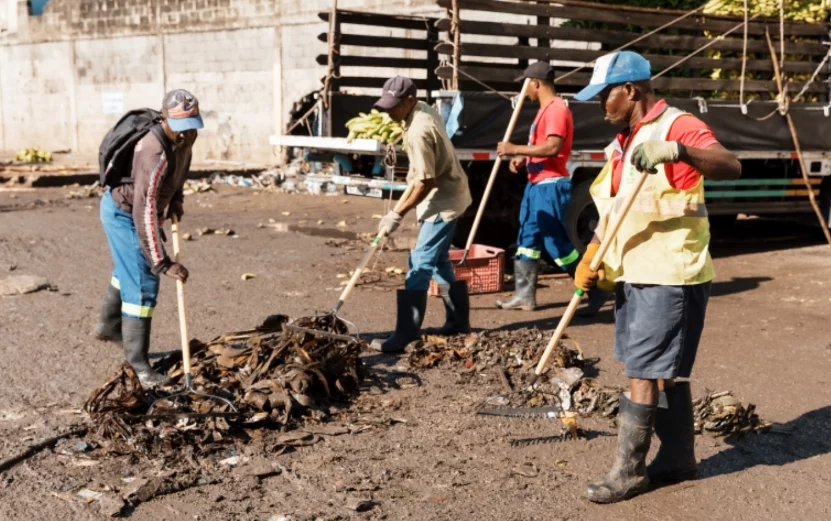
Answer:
[
  {"left": 423, "top": 281, "right": 471, "bottom": 336},
  {"left": 586, "top": 393, "right": 656, "bottom": 504},
  {"left": 95, "top": 284, "right": 123, "bottom": 343},
  {"left": 122, "top": 317, "right": 171, "bottom": 388},
  {"left": 495, "top": 260, "right": 538, "bottom": 311},
  {"left": 647, "top": 382, "right": 698, "bottom": 484},
  {"left": 370, "top": 290, "right": 427, "bottom": 353}
]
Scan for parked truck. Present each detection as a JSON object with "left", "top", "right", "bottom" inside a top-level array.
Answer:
[{"left": 271, "top": 2, "right": 831, "bottom": 255}]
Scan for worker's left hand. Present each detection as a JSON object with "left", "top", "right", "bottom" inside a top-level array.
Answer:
[
  {"left": 167, "top": 200, "right": 184, "bottom": 222},
  {"left": 631, "top": 140, "right": 681, "bottom": 174},
  {"left": 496, "top": 141, "right": 517, "bottom": 157},
  {"left": 378, "top": 211, "right": 403, "bottom": 236}
]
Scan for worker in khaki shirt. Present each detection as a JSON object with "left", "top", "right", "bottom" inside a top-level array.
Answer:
[{"left": 370, "top": 76, "right": 473, "bottom": 353}]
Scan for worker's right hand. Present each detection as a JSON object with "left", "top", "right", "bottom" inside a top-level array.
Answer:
[
  {"left": 574, "top": 243, "right": 605, "bottom": 292},
  {"left": 509, "top": 156, "right": 525, "bottom": 174},
  {"left": 165, "top": 262, "right": 189, "bottom": 283},
  {"left": 378, "top": 211, "right": 403, "bottom": 237}
]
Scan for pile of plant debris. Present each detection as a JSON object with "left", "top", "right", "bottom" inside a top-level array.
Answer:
[
  {"left": 409, "top": 328, "right": 620, "bottom": 418},
  {"left": 84, "top": 315, "right": 364, "bottom": 461},
  {"left": 694, "top": 390, "right": 771, "bottom": 438},
  {"left": 410, "top": 329, "right": 769, "bottom": 438}
]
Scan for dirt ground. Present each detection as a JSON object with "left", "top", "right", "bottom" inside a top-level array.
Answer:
[{"left": 1, "top": 186, "right": 830, "bottom": 521}]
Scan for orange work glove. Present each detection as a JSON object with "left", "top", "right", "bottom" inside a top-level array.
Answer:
[{"left": 574, "top": 242, "right": 606, "bottom": 292}]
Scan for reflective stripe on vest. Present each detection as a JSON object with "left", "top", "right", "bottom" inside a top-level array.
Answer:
[{"left": 589, "top": 105, "right": 715, "bottom": 286}]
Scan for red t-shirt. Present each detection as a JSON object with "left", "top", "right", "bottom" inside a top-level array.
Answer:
[
  {"left": 526, "top": 97, "right": 573, "bottom": 183},
  {"left": 611, "top": 100, "right": 720, "bottom": 194}
]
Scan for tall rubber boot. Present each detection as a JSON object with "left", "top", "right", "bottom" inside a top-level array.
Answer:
[
  {"left": 370, "top": 290, "right": 427, "bottom": 353},
  {"left": 495, "top": 260, "right": 538, "bottom": 311},
  {"left": 95, "top": 284, "right": 123, "bottom": 343},
  {"left": 647, "top": 382, "right": 698, "bottom": 484},
  {"left": 122, "top": 317, "right": 171, "bottom": 388},
  {"left": 565, "top": 263, "right": 611, "bottom": 317},
  {"left": 586, "top": 393, "right": 656, "bottom": 504},
  {"left": 423, "top": 281, "right": 471, "bottom": 336}
]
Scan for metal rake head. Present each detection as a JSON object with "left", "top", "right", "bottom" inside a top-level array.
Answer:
[{"left": 147, "top": 374, "right": 239, "bottom": 417}]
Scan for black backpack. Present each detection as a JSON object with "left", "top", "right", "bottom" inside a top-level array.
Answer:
[{"left": 99, "top": 108, "right": 175, "bottom": 187}]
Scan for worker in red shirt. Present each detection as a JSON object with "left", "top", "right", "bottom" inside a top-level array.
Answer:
[{"left": 495, "top": 62, "right": 606, "bottom": 314}]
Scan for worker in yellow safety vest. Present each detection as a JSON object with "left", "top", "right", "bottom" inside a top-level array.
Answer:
[{"left": 572, "top": 51, "right": 741, "bottom": 504}]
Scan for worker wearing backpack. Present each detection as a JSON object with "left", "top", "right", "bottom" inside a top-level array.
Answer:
[{"left": 95, "top": 89, "right": 203, "bottom": 388}]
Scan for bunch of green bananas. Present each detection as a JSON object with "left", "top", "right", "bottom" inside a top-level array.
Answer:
[
  {"left": 14, "top": 147, "right": 52, "bottom": 163},
  {"left": 345, "top": 109, "right": 405, "bottom": 145}
]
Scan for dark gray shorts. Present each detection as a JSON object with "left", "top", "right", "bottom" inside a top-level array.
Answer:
[{"left": 613, "top": 282, "right": 711, "bottom": 380}]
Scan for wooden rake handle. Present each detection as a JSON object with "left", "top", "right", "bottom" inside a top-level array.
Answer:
[
  {"left": 459, "top": 78, "right": 531, "bottom": 265},
  {"left": 332, "top": 182, "right": 416, "bottom": 314},
  {"left": 531, "top": 169, "right": 651, "bottom": 382},
  {"left": 170, "top": 216, "right": 192, "bottom": 378}
]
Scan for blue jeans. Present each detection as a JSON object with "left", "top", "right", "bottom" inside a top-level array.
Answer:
[
  {"left": 100, "top": 190, "right": 160, "bottom": 318},
  {"left": 405, "top": 217, "right": 458, "bottom": 291},
  {"left": 516, "top": 178, "right": 579, "bottom": 269}
]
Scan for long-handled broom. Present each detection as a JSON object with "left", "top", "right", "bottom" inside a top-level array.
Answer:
[{"left": 284, "top": 183, "right": 416, "bottom": 339}]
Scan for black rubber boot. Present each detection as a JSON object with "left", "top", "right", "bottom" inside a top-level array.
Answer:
[
  {"left": 122, "top": 317, "right": 171, "bottom": 388},
  {"left": 586, "top": 393, "right": 656, "bottom": 504},
  {"left": 370, "top": 290, "right": 427, "bottom": 353},
  {"left": 95, "top": 284, "right": 123, "bottom": 343},
  {"left": 495, "top": 260, "right": 538, "bottom": 311},
  {"left": 647, "top": 382, "right": 698, "bottom": 484},
  {"left": 423, "top": 281, "right": 471, "bottom": 336}
]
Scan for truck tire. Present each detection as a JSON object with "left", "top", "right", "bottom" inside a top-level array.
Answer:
[
  {"left": 566, "top": 180, "right": 599, "bottom": 253},
  {"left": 821, "top": 177, "right": 831, "bottom": 227}
]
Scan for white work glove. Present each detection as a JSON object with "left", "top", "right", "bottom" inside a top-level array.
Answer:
[
  {"left": 378, "top": 211, "right": 403, "bottom": 237},
  {"left": 630, "top": 140, "right": 684, "bottom": 174}
]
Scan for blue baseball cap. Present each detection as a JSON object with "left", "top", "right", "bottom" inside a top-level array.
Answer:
[
  {"left": 573, "top": 51, "right": 652, "bottom": 102},
  {"left": 162, "top": 89, "right": 203, "bottom": 132}
]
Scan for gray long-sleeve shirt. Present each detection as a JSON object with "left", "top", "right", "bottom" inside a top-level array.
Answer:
[{"left": 111, "top": 131, "right": 192, "bottom": 274}]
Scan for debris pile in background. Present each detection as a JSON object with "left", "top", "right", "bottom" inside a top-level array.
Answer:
[
  {"left": 694, "top": 390, "right": 771, "bottom": 438},
  {"left": 14, "top": 147, "right": 52, "bottom": 163},
  {"left": 66, "top": 182, "right": 104, "bottom": 200},
  {"left": 84, "top": 315, "right": 364, "bottom": 461}
]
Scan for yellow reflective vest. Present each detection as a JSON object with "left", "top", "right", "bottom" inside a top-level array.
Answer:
[{"left": 589, "top": 105, "right": 715, "bottom": 286}]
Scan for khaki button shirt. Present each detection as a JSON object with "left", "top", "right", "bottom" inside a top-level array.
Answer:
[{"left": 404, "top": 102, "right": 472, "bottom": 222}]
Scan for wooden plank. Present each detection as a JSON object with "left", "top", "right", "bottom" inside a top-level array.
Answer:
[
  {"left": 319, "top": 10, "right": 436, "bottom": 31},
  {"left": 338, "top": 76, "right": 430, "bottom": 89},
  {"left": 436, "top": 0, "right": 829, "bottom": 38},
  {"left": 434, "top": 42, "right": 825, "bottom": 75},
  {"left": 540, "top": 0, "right": 828, "bottom": 36},
  {"left": 316, "top": 55, "right": 429, "bottom": 69},
  {"left": 434, "top": 65, "right": 826, "bottom": 93},
  {"left": 318, "top": 33, "right": 429, "bottom": 51},
  {"left": 435, "top": 17, "right": 829, "bottom": 57}
]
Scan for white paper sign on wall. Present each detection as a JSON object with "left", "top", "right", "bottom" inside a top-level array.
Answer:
[
  {"left": 0, "top": 0, "right": 19, "bottom": 34},
  {"left": 101, "top": 91, "right": 125, "bottom": 115}
]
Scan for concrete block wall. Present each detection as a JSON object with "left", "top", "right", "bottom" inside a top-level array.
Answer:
[{"left": 0, "top": 0, "right": 571, "bottom": 163}]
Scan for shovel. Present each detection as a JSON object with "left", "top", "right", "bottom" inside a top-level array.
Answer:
[
  {"left": 147, "top": 215, "right": 238, "bottom": 416},
  {"left": 528, "top": 169, "right": 651, "bottom": 386},
  {"left": 285, "top": 182, "right": 416, "bottom": 339},
  {"left": 458, "top": 78, "right": 531, "bottom": 265}
]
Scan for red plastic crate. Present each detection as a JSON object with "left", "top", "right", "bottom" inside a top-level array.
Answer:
[{"left": 429, "top": 244, "right": 505, "bottom": 296}]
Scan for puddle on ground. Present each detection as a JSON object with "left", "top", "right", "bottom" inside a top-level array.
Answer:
[{"left": 268, "top": 222, "right": 359, "bottom": 240}]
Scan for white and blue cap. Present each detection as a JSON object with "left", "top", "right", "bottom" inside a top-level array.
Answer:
[{"left": 573, "top": 51, "right": 652, "bottom": 102}]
